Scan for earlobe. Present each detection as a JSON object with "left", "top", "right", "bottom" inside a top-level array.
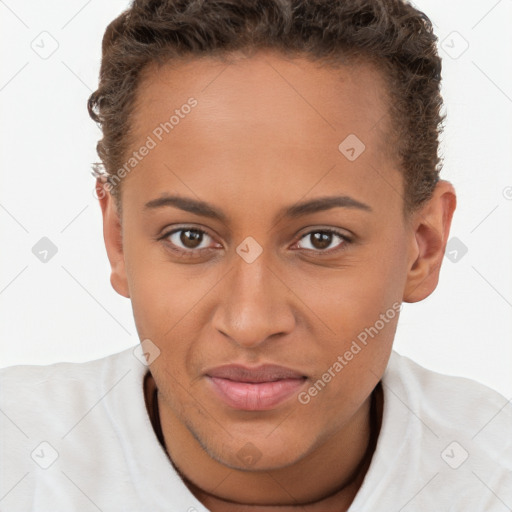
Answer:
[
  {"left": 403, "top": 180, "right": 457, "bottom": 303},
  {"left": 96, "top": 179, "right": 130, "bottom": 298}
]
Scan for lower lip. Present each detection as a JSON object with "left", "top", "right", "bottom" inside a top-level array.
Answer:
[{"left": 207, "top": 376, "right": 306, "bottom": 411}]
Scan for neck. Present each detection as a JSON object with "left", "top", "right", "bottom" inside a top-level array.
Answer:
[{"left": 144, "top": 372, "right": 383, "bottom": 511}]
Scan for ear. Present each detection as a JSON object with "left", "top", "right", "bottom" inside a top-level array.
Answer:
[
  {"left": 403, "top": 179, "right": 457, "bottom": 303},
  {"left": 96, "top": 178, "right": 130, "bottom": 298}
]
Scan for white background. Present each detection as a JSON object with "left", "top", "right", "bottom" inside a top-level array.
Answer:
[{"left": 1, "top": 0, "right": 511, "bottom": 396}]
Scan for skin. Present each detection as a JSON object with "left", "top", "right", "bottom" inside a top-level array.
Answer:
[{"left": 97, "top": 50, "right": 456, "bottom": 511}]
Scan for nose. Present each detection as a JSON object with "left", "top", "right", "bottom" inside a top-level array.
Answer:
[{"left": 211, "top": 250, "right": 296, "bottom": 349}]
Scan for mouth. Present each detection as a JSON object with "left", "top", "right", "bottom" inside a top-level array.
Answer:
[{"left": 205, "top": 364, "right": 307, "bottom": 411}]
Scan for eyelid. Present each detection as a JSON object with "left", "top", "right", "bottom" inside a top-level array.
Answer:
[
  {"left": 292, "top": 228, "right": 352, "bottom": 254},
  {"left": 158, "top": 225, "right": 353, "bottom": 256},
  {"left": 296, "top": 225, "right": 353, "bottom": 240},
  {"left": 159, "top": 225, "right": 217, "bottom": 248}
]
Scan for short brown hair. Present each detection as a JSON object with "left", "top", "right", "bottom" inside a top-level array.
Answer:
[{"left": 88, "top": 0, "right": 444, "bottom": 214}]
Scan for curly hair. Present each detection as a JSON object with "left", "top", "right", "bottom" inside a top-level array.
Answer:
[{"left": 88, "top": 0, "right": 444, "bottom": 215}]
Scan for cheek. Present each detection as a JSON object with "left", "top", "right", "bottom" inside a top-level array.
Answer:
[
  {"left": 297, "top": 298, "right": 398, "bottom": 426},
  {"left": 124, "top": 232, "right": 190, "bottom": 336},
  {"left": 128, "top": 267, "right": 171, "bottom": 340},
  {"left": 288, "top": 256, "right": 403, "bottom": 341},
  {"left": 125, "top": 244, "right": 214, "bottom": 376},
  {"left": 288, "top": 238, "right": 405, "bottom": 399}
]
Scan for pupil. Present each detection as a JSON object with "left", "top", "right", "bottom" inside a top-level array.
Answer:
[
  {"left": 181, "top": 230, "right": 202, "bottom": 249},
  {"left": 312, "top": 232, "right": 331, "bottom": 250}
]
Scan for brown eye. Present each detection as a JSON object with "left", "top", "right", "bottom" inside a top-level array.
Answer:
[
  {"left": 296, "top": 230, "right": 349, "bottom": 253},
  {"left": 311, "top": 232, "right": 332, "bottom": 250},
  {"left": 165, "top": 228, "right": 213, "bottom": 251},
  {"left": 180, "top": 229, "right": 203, "bottom": 249}
]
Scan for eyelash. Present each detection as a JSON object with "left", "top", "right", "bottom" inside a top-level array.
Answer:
[{"left": 158, "top": 226, "right": 352, "bottom": 258}]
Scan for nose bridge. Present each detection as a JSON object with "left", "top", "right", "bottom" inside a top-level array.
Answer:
[
  {"left": 213, "top": 247, "right": 294, "bottom": 347},
  {"left": 231, "top": 250, "right": 271, "bottom": 307}
]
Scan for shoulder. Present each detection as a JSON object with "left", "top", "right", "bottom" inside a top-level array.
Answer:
[
  {"left": 0, "top": 345, "right": 138, "bottom": 383},
  {"left": 0, "top": 346, "right": 145, "bottom": 436},
  {"left": 351, "top": 351, "right": 512, "bottom": 511},
  {"left": 385, "top": 350, "right": 511, "bottom": 431},
  {"left": 1, "top": 347, "right": 132, "bottom": 393},
  {"left": 371, "top": 351, "right": 512, "bottom": 509},
  {"left": 0, "top": 345, "right": 153, "bottom": 510}
]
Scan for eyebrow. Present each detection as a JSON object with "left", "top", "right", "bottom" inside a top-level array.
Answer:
[{"left": 144, "top": 194, "right": 373, "bottom": 222}]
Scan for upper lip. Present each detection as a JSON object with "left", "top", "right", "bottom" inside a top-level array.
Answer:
[{"left": 206, "top": 364, "right": 306, "bottom": 383}]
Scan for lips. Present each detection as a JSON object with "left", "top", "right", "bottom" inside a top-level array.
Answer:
[{"left": 205, "top": 364, "right": 307, "bottom": 411}]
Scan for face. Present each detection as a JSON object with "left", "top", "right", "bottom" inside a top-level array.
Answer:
[{"left": 105, "top": 51, "right": 422, "bottom": 471}]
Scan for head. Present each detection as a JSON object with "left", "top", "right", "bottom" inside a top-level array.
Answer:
[{"left": 89, "top": 0, "right": 456, "bottom": 472}]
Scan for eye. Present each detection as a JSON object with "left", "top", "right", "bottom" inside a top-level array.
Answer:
[
  {"left": 159, "top": 226, "right": 351, "bottom": 258},
  {"left": 161, "top": 227, "right": 217, "bottom": 253},
  {"left": 294, "top": 229, "right": 351, "bottom": 254}
]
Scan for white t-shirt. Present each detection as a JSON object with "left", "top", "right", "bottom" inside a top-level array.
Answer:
[{"left": 1, "top": 346, "right": 511, "bottom": 511}]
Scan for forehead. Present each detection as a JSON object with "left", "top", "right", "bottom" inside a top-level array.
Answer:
[
  {"left": 122, "top": 50, "right": 402, "bottom": 221},
  {"left": 133, "top": 50, "right": 391, "bottom": 145}
]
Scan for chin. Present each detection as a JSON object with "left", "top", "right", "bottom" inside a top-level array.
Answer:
[{"left": 193, "top": 421, "right": 315, "bottom": 471}]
